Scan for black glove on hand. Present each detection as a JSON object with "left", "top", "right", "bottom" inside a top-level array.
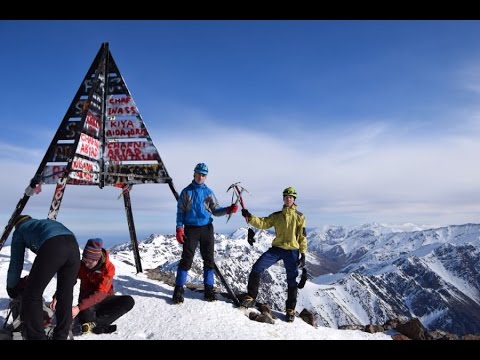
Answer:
[
  {"left": 241, "top": 209, "right": 252, "bottom": 219},
  {"left": 297, "top": 253, "right": 306, "bottom": 268},
  {"left": 247, "top": 228, "right": 256, "bottom": 246},
  {"left": 7, "top": 275, "right": 29, "bottom": 299},
  {"left": 298, "top": 268, "right": 308, "bottom": 289},
  {"left": 7, "top": 287, "right": 19, "bottom": 299}
]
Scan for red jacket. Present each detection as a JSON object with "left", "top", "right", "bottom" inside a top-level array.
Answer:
[{"left": 77, "top": 249, "right": 115, "bottom": 311}]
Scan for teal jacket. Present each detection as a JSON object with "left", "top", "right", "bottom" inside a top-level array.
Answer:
[{"left": 7, "top": 218, "right": 74, "bottom": 288}]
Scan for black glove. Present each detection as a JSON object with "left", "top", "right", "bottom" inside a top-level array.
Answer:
[
  {"left": 297, "top": 253, "right": 306, "bottom": 268},
  {"left": 247, "top": 228, "right": 256, "bottom": 246},
  {"left": 298, "top": 268, "right": 308, "bottom": 289},
  {"left": 241, "top": 209, "right": 252, "bottom": 219},
  {"left": 6, "top": 276, "right": 28, "bottom": 299},
  {"left": 7, "top": 287, "right": 19, "bottom": 299}
]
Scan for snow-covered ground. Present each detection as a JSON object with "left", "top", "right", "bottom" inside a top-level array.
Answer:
[{"left": 0, "top": 245, "right": 390, "bottom": 340}]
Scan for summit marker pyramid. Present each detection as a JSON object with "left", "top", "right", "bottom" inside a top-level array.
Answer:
[{"left": 0, "top": 43, "right": 179, "bottom": 272}]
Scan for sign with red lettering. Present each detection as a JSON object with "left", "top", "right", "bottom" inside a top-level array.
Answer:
[
  {"left": 105, "top": 117, "right": 147, "bottom": 138},
  {"left": 106, "top": 141, "right": 158, "bottom": 162},
  {"left": 69, "top": 170, "right": 99, "bottom": 183},
  {"left": 106, "top": 95, "right": 137, "bottom": 116},
  {"left": 69, "top": 156, "right": 100, "bottom": 184},
  {"left": 76, "top": 133, "right": 100, "bottom": 160},
  {"left": 83, "top": 111, "right": 101, "bottom": 138}
]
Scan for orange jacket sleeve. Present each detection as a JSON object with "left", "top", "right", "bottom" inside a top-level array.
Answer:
[{"left": 77, "top": 256, "right": 115, "bottom": 311}]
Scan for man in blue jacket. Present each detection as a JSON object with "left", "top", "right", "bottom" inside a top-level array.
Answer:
[
  {"left": 6, "top": 215, "right": 80, "bottom": 340},
  {"left": 173, "top": 163, "right": 238, "bottom": 304}
]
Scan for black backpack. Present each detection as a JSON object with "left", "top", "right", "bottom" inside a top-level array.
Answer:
[{"left": 1, "top": 297, "right": 57, "bottom": 340}]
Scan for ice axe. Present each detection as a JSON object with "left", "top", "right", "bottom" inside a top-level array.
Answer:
[
  {"left": 234, "top": 184, "right": 256, "bottom": 245},
  {"left": 226, "top": 182, "right": 248, "bottom": 223},
  {"left": 233, "top": 184, "right": 247, "bottom": 210},
  {"left": 227, "top": 183, "right": 256, "bottom": 245}
]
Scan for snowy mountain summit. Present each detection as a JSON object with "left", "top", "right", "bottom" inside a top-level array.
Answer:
[
  {"left": 3, "top": 222, "right": 477, "bottom": 339},
  {"left": 305, "top": 223, "right": 480, "bottom": 336},
  {"left": 111, "top": 223, "right": 480, "bottom": 337},
  {"left": 0, "top": 234, "right": 389, "bottom": 340}
]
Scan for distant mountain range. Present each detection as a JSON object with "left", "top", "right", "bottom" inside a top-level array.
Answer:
[{"left": 110, "top": 222, "right": 480, "bottom": 336}]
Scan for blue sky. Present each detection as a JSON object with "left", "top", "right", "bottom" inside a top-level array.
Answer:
[{"left": 2, "top": 20, "right": 480, "bottom": 247}]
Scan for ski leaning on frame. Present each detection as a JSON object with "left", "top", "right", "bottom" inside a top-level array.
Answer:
[
  {"left": 0, "top": 194, "right": 30, "bottom": 251},
  {"left": 47, "top": 175, "right": 69, "bottom": 220}
]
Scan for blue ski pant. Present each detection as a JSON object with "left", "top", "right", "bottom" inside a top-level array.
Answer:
[{"left": 248, "top": 247, "right": 299, "bottom": 299}]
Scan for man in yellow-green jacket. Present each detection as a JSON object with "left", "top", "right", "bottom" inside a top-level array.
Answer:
[{"left": 240, "top": 186, "right": 307, "bottom": 322}]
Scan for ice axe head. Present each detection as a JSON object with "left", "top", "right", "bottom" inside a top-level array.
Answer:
[
  {"left": 226, "top": 182, "right": 242, "bottom": 223},
  {"left": 235, "top": 184, "right": 249, "bottom": 195},
  {"left": 233, "top": 185, "right": 247, "bottom": 209},
  {"left": 227, "top": 182, "right": 241, "bottom": 192}
]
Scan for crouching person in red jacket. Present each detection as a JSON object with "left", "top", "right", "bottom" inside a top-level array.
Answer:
[{"left": 51, "top": 238, "right": 135, "bottom": 335}]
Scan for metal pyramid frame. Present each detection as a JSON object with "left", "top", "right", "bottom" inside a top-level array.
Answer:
[{"left": 0, "top": 43, "right": 179, "bottom": 273}]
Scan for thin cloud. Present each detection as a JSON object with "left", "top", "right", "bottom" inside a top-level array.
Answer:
[{"left": 2, "top": 110, "right": 480, "bottom": 242}]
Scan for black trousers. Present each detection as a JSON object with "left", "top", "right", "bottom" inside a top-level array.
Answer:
[
  {"left": 78, "top": 295, "right": 135, "bottom": 328},
  {"left": 22, "top": 235, "right": 80, "bottom": 340},
  {"left": 179, "top": 224, "right": 215, "bottom": 270}
]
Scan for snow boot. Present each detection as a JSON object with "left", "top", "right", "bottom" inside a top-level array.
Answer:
[
  {"left": 246, "top": 272, "right": 261, "bottom": 300},
  {"left": 240, "top": 295, "right": 256, "bottom": 308},
  {"left": 172, "top": 285, "right": 184, "bottom": 304},
  {"left": 286, "top": 285, "right": 298, "bottom": 311},
  {"left": 286, "top": 309, "right": 295, "bottom": 323},
  {"left": 93, "top": 324, "right": 117, "bottom": 334},
  {"left": 81, "top": 322, "right": 96, "bottom": 334},
  {"left": 204, "top": 285, "right": 217, "bottom": 302}
]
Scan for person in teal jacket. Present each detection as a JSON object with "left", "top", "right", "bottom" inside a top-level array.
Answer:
[
  {"left": 6, "top": 215, "right": 80, "bottom": 340},
  {"left": 240, "top": 187, "right": 307, "bottom": 322},
  {"left": 172, "top": 163, "right": 238, "bottom": 304}
]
